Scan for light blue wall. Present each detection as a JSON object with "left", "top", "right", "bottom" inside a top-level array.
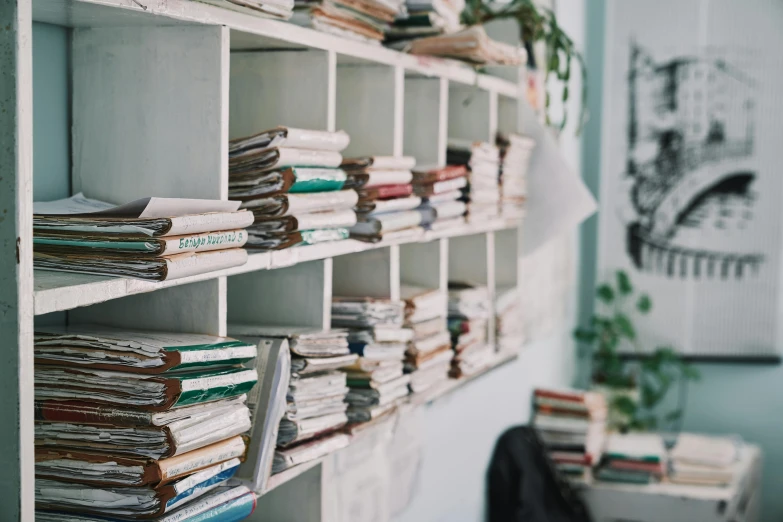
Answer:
[{"left": 581, "top": 2, "right": 781, "bottom": 520}]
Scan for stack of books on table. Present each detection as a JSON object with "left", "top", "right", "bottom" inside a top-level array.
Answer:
[
  {"left": 531, "top": 388, "right": 607, "bottom": 480},
  {"left": 400, "top": 25, "right": 526, "bottom": 65},
  {"left": 332, "top": 297, "right": 412, "bottom": 423},
  {"left": 497, "top": 133, "right": 535, "bottom": 218},
  {"left": 669, "top": 433, "right": 740, "bottom": 486},
  {"left": 447, "top": 140, "right": 501, "bottom": 223},
  {"left": 385, "top": 0, "right": 463, "bottom": 44},
  {"left": 33, "top": 194, "right": 253, "bottom": 281},
  {"left": 595, "top": 433, "right": 667, "bottom": 484},
  {"left": 291, "top": 0, "right": 405, "bottom": 44},
  {"left": 401, "top": 285, "right": 453, "bottom": 394},
  {"left": 343, "top": 156, "right": 424, "bottom": 242},
  {"left": 447, "top": 281, "right": 494, "bottom": 377},
  {"left": 33, "top": 326, "right": 260, "bottom": 519},
  {"left": 412, "top": 165, "right": 468, "bottom": 232},
  {"left": 229, "top": 126, "right": 358, "bottom": 251},
  {"left": 495, "top": 285, "right": 524, "bottom": 353},
  {"left": 228, "top": 325, "right": 356, "bottom": 476}
]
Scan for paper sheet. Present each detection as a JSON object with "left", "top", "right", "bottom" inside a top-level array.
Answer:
[{"left": 34, "top": 193, "right": 241, "bottom": 218}]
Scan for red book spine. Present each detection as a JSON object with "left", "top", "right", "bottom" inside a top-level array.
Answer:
[
  {"left": 416, "top": 165, "right": 468, "bottom": 182},
  {"left": 371, "top": 184, "right": 413, "bottom": 200},
  {"left": 534, "top": 389, "right": 586, "bottom": 403},
  {"left": 35, "top": 400, "right": 151, "bottom": 426}
]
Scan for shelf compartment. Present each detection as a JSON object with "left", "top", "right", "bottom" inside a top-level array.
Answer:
[{"left": 403, "top": 76, "right": 447, "bottom": 167}]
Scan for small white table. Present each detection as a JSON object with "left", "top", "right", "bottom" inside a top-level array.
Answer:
[{"left": 577, "top": 445, "right": 761, "bottom": 522}]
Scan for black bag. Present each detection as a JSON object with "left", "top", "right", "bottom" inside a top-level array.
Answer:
[{"left": 486, "top": 426, "right": 593, "bottom": 522}]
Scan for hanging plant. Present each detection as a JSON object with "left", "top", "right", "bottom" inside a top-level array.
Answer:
[{"left": 462, "top": 0, "right": 588, "bottom": 133}]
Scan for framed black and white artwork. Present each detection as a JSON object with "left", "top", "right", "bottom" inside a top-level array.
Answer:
[{"left": 597, "top": 0, "right": 783, "bottom": 360}]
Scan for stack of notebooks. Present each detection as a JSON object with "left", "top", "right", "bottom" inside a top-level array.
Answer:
[
  {"left": 401, "top": 25, "right": 526, "bottom": 65},
  {"left": 413, "top": 165, "right": 468, "bottom": 231},
  {"left": 497, "top": 133, "right": 535, "bottom": 218},
  {"left": 531, "top": 388, "right": 607, "bottom": 480},
  {"left": 33, "top": 326, "right": 259, "bottom": 519},
  {"left": 385, "top": 0, "right": 463, "bottom": 44},
  {"left": 332, "top": 297, "right": 412, "bottom": 423},
  {"left": 343, "top": 155, "right": 424, "bottom": 242},
  {"left": 401, "top": 285, "right": 453, "bottom": 393},
  {"left": 229, "top": 126, "right": 358, "bottom": 251},
  {"left": 228, "top": 326, "right": 356, "bottom": 475},
  {"left": 595, "top": 433, "right": 667, "bottom": 484},
  {"left": 291, "top": 0, "right": 405, "bottom": 44},
  {"left": 198, "top": 0, "right": 295, "bottom": 19},
  {"left": 447, "top": 281, "right": 494, "bottom": 377},
  {"left": 33, "top": 194, "right": 253, "bottom": 281},
  {"left": 669, "top": 433, "right": 740, "bottom": 486},
  {"left": 495, "top": 285, "right": 524, "bottom": 353},
  {"left": 448, "top": 140, "right": 501, "bottom": 223}
]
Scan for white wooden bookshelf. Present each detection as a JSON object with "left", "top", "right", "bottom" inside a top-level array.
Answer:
[{"left": 2, "top": 1, "right": 530, "bottom": 520}]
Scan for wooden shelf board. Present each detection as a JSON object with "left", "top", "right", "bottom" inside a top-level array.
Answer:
[{"left": 32, "top": 0, "right": 521, "bottom": 97}]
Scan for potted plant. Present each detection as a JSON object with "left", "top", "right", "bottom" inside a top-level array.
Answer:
[{"left": 574, "top": 270, "right": 700, "bottom": 432}]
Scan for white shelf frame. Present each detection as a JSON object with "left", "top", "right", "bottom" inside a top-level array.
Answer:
[{"left": 2, "top": 1, "right": 530, "bottom": 520}]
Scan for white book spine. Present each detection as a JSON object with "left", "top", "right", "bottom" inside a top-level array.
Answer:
[
  {"left": 165, "top": 211, "right": 254, "bottom": 237},
  {"left": 160, "top": 229, "right": 248, "bottom": 255},
  {"left": 283, "top": 128, "right": 350, "bottom": 151},
  {"left": 162, "top": 249, "right": 248, "bottom": 281}
]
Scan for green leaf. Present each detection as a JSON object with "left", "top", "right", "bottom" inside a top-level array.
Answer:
[
  {"left": 614, "top": 313, "right": 636, "bottom": 340},
  {"left": 573, "top": 328, "right": 597, "bottom": 343},
  {"left": 612, "top": 395, "right": 638, "bottom": 417},
  {"left": 597, "top": 284, "right": 614, "bottom": 303},
  {"left": 616, "top": 270, "right": 633, "bottom": 295},
  {"left": 682, "top": 364, "right": 701, "bottom": 380},
  {"left": 636, "top": 294, "right": 652, "bottom": 313}
]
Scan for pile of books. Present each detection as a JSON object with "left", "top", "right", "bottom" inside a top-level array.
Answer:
[
  {"left": 33, "top": 194, "right": 253, "bottom": 281},
  {"left": 385, "top": 0, "right": 463, "bottom": 43},
  {"left": 401, "top": 285, "right": 453, "bottom": 393},
  {"left": 447, "top": 281, "right": 494, "bottom": 377},
  {"left": 228, "top": 326, "right": 356, "bottom": 475},
  {"left": 332, "top": 297, "right": 412, "bottom": 423},
  {"left": 595, "top": 433, "right": 666, "bottom": 484},
  {"left": 343, "top": 156, "right": 424, "bottom": 242},
  {"left": 497, "top": 133, "right": 535, "bottom": 218},
  {"left": 401, "top": 25, "right": 526, "bottom": 65},
  {"left": 669, "top": 433, "right": 740, "bottom": 486},
  {"left": 33, "top": 326, "right": 260, "bottom": 519},
  {"left": 291, "top": 0, "right": 405, "bottom": 44},
  {"left": 413, "top": 165, "right": 468, "bottom": 231},
  {"left": 229, "top": 126, "right": 358, "bottom": 251},
  {"left": 531, "top": 388, "right": 607, "bottom": 480},
  {"left": 495, "top": 285, "right": 524, "bottom": 353},
  {"left": 447, "top": 140, "right": 501, "bottom": 223}
]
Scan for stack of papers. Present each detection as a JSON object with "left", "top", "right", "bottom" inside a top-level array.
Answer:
[
  {"left": 33, "top": 327, "right": 259, "bottom": 519},
  {"left": 447, "top": 281, "right": 494, "bottom": 377},
  {"left": 495, "top": 285, "right": 524, "bottom": 353},
  {"left": 447, "top": 140, "right": 501, "bottom": 223},
  {"left": 401, "top": 285, "right": 453, "bottom": 393},
  {"left": 401, "top": 25, "right": 526, "bottom": 65},
  {"left": 385, "top": 0, "right": 463, "bottom": 43},
  {"left": 669, "top": 433, "right": 740, "bottom": 486},
  {"left": 497, "top": 133, "right": 535, "bottom": 218},
  {"left": 344, "top": 156, "right": 424, "bottom": 243},
  {"left": 33, "top": 194, "right": 253, "bottom": 281},
  {"left": 291, "top": 0, "right": 405, "bottom": 44},
  {"left": 412, "top": 165, "right": 468, "bottom": 231},
  {"left": 197, "top": 0, "right": 295, "bottom": 19},
  {"left": 229, "top": 126, "right": 357, "bottom": 251},
  {"left": 332, "top": 297, "right": 412, "bottom": 422},
  {"left": 228, "top": 326, "right": 356, "bottom": 475},
  {"left": 532, "top": 388, "right": 608, "bottom": 480},
  {"left": 595, "top": 433, "right": 667, "bottom": 484}
]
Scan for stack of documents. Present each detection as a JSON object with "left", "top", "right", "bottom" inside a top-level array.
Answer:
[
  {"left": 229, "top": 126, "right": 358, "bottom": 251},
  {"left": 33, "top": 326, "right": 259, "bottom": 519},
  {"left": 291, "top": 0, "right": 405, "bottom": 44},
  {"left": 400, "top": 25, "right": 526, "bottom": 65},
  {"left": 412, "top": 165, "right": 468, "bottom": 231},
  {"left": 669, "top": 433, "right": 740, "bottom": 486},
  {"left": 497, "top": 133, "right": 535, "bottom": 218},
  {"left": 197, "top": 0, "right": 294, "bottom": 19},
  {"left": 531, "top": 388, "right": 607, "bottom": 480},
  {"left": 385, "top": 0, "right": 463, "bottom": 43},
  {"left": 448, "top": 140, "right": 501, "bottom": 223},
  {"left": 447, "top": 281, "right": 494, "bottom": 377},
  {"left": 33, "top": 194, "right": 253, "bottom": 281},
  {"left": 495, "top": 285, "right": 524, "bottom": 353},
  {"left": 595, "top": 433, "right": 666, "bottom": 484},
  {"left": 332, "top": 297, "right": 412, "bottom": 422},
  {"left": 37, "top": 484, "right": 258, "bottom": 522},
  {"left": 401, "top": 285, "right": 453, "bottom": 393},
  {"left": 227, "top": 326, "right": 356, "bottom": 475},
  {"left": 343, "top": 155, "right": 424, "bottom": 243}
]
